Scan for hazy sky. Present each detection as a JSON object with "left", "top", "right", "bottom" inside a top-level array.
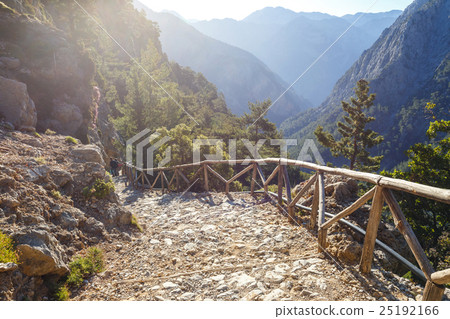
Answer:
[{"left": 138, "top": 0, "right": 415, "bottom": 21}]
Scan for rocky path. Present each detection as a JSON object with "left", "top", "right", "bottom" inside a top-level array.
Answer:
[{"left": 73, "top": 177, "right": 421, "bottom": 301}]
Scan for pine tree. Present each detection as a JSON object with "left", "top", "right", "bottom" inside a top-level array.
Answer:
[
  {"left": 314, "top": 79, "right": 384, "bottom": 171},
  {"left": 243, "top": 99, "right": 281, "bottom": 143}
]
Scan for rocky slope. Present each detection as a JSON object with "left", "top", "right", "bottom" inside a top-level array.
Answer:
[
  {"left": 70, "top": 177, "right": 447, "bottom": 301},
  {"left": 281, "top": 0, "right": 450, "bottom": 168},
  {"left": 0, "top": 123, "right": 133, "bottom": 300}
]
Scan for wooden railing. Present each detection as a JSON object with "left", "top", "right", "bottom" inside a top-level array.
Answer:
[{"left": 124, "top": 158, "right": 450, "bottom": 301}]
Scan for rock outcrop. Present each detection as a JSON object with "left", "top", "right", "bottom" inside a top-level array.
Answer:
[
  {"left": 0, "top": 7, "right": 95, "bottom": 139},
  {"left": 14, "top": 229, "right": 69, "bottom": 277},
  {"left": 71, "top": 145, "right": 105, "bottom": 166},
  {"left": 0, "top": 75, "right": 37, "bottom": 131}
]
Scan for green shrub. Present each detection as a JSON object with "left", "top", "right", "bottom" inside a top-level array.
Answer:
[
  {"left": 65, "top": 136, "right": 79, "bottom": 145},
  {"left": 55, "top": 285, "right": 70, "bottom": 301},
  {"left": 131, "top": 214, "right": 143, "bottom": 232},
  {"left": 231, "top": 181, "right": 243, "bottom": 192},
  {"left": 35, "top": 157, "right": 46, "bottom": 165},
  {"left": 82, "top": 179, "right": 115, "bottom": 199},
  {"left": 0, "top": 231, "right": 19, "bottom": 263},
  {"left": 45, "top": 129, "right": 56, "bottom": 135},
  {"left": 66, "top": 247, "right": 104, "bottom": 288},
  {"left": 50, "top": 190, "right": 62, "bottom": 199}
]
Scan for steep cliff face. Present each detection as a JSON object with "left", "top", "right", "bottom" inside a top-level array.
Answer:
[
  {"left": 0, "top": 5, "right": 95, "bottom": 140},
  {"left": 281, "top": 0, "right": 450, "bottom": 168}
]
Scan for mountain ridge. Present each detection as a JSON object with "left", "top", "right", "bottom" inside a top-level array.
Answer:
[
  {"left": 134, "top": 1, "right": 310, "bottom": 124},
  {"left": 192, "top": 8, "right": 401, "bottom": 106},
  {"left": 281, "top": 0, "right": 449, "bottom": 169}
]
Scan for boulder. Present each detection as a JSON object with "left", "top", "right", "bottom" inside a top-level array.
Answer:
[
  {"left": 59, "top": 211, "right": 78, "bottom": 230},
  {"left": 48, "top": 103, "right": 83, "bottom": 136},
  {"left": 0, "top": 76, "right": 37, "bottom": 131},
  {"left": 71, "top": 145, "right": 105, "bottom": 166},
  {"left": 104, "top": 206, "right": 132, "bottom": 226},
  {"left": 13, "top": 229, "right": 69, "bottom": 277},
  {"left": 22, "top": 138, "right": 43, "bottom": 148},
  {"left": 82, "top": 217, "right": 106, "bottom": 236},
  {"left": 49, "top": 169, "right": 73, "bottom": 188}
]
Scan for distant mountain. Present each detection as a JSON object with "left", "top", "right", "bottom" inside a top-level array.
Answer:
[
  {"left": 341, "top": 10, "right": 403, "bottom": 38},
  {"left": 192, "top": 8, "right": 401, "bottom": 106},
  {"left": 281, "top": 0, "right": 450, "bottom": 169},
  {"left": 134, "top": 1, "right": 310, "bottom": 125},
  {"left": 242, "top": 6, "right": 299, "bottom": 25}
]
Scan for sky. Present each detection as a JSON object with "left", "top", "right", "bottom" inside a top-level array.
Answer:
[{"left": 138, "top": 0, "right": 415, "bottom": 21}]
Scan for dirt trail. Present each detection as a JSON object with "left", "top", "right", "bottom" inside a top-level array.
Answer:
[{"left": 73, "top": 177, "right": 422, "bottom": 301}]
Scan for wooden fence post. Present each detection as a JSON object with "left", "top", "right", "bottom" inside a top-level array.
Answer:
[
  {"left": 277, "top": 164, "right": 283, "bottom": 208},
  {"left": 383, "top": 189, "right": 444, "bottom": 301},
  {"left": 310, "top": 177, "right": 320, "bottom": 230},
  {"left": 251, "top": 163, "right": 257, "bottom": 196},
  {"left": 317, "top": 172, "right": 326, "bottom": 252},
  {"left": 176, "top": 169, "right": 180, "bottom": 192},
  {"left": 422, "top": 281, "right": 445, "bottom": 301},
  {"left": 359, "top": 186, "right": 384, "bottom": 273},
  {"left": 203, "top": 164, "right": 209, "bottom": 192}
]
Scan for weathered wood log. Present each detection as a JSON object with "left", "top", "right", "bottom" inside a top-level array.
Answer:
[
  {"left": 310, "top": 177, "right": 320, "bottom": 230},
  {"left": 359, "top": 186, "right": 384, "bottom": 273},
  {"left": 282, "top": 165, "right": 292, "bottom": 204},
  {"left": 132, "top": 167, "right": 137, "bottom": 188},
  {"left": 134, "top": 171, "right": 142, "bottom": 184},
  {"left": 203, "top": 164, "right": 209, "bottom": 192},
  {"left": 207, "top": 165, "right": 227, "bottom": 184},
  {"left": 383, "top": 189, "right": 435, "bottom": 281},
  {"left": 322, "top": 186, "right": 376, "bottom": 230},
  {"left": 378, "top": 176, "right": 450, "bottom": 205},
  {"left": 175, "top": 169, "right": 180, "bottom": 192},
  {"left": 264, "top": 165, "right": 280, "bottom": 187},
  {"left": 227, "top": 165, "right": 254, "bottom": 184},
  {"left": 317, "top": 172, "right": 326, "bottom": 252},
  {"left": 422, "top": 281, "right": 445, "bottom": 301},
  {"left": 161, "top": 171, "right": 167, "bottom": 193},
  {"left": 256, "top": 164, "right": 266, "bottom": 186},
  {"left": 289, "top": 174, "right": 317, "bottom": 208},
  {"left": 431, "top": 269, "right": 450, "bottom": 285},
  {"left": 251, "top": 164, "right": 257, "bottom": 196},
  {"left": 169, "top": 171, "right": 176, "bottom": 188},
  {"left": 144, "top": 173, "right": 151, "bottom": 187},
  {"left": 277, "top": 165, "right": 283, "bottom": 207},
  {"left": 178, "top": 169, "right": 190, "bottom": 185},
  {"left": 150, "top": 171, "right": 161, "bottom": 191},
  {"left": 191, "top": 166, "right": 203, "bottom": 182}
]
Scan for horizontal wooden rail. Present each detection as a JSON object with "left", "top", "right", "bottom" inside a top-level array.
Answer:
[{"left": 128, "top": 158, "right": 450, "bottom": 204}]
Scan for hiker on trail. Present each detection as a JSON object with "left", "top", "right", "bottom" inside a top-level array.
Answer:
[
  {"left": 110, "top": 158, "right": 118, "bottom": 176},
  {"left": 117, "top": 160, "right": 124, "bottom": 176}
]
